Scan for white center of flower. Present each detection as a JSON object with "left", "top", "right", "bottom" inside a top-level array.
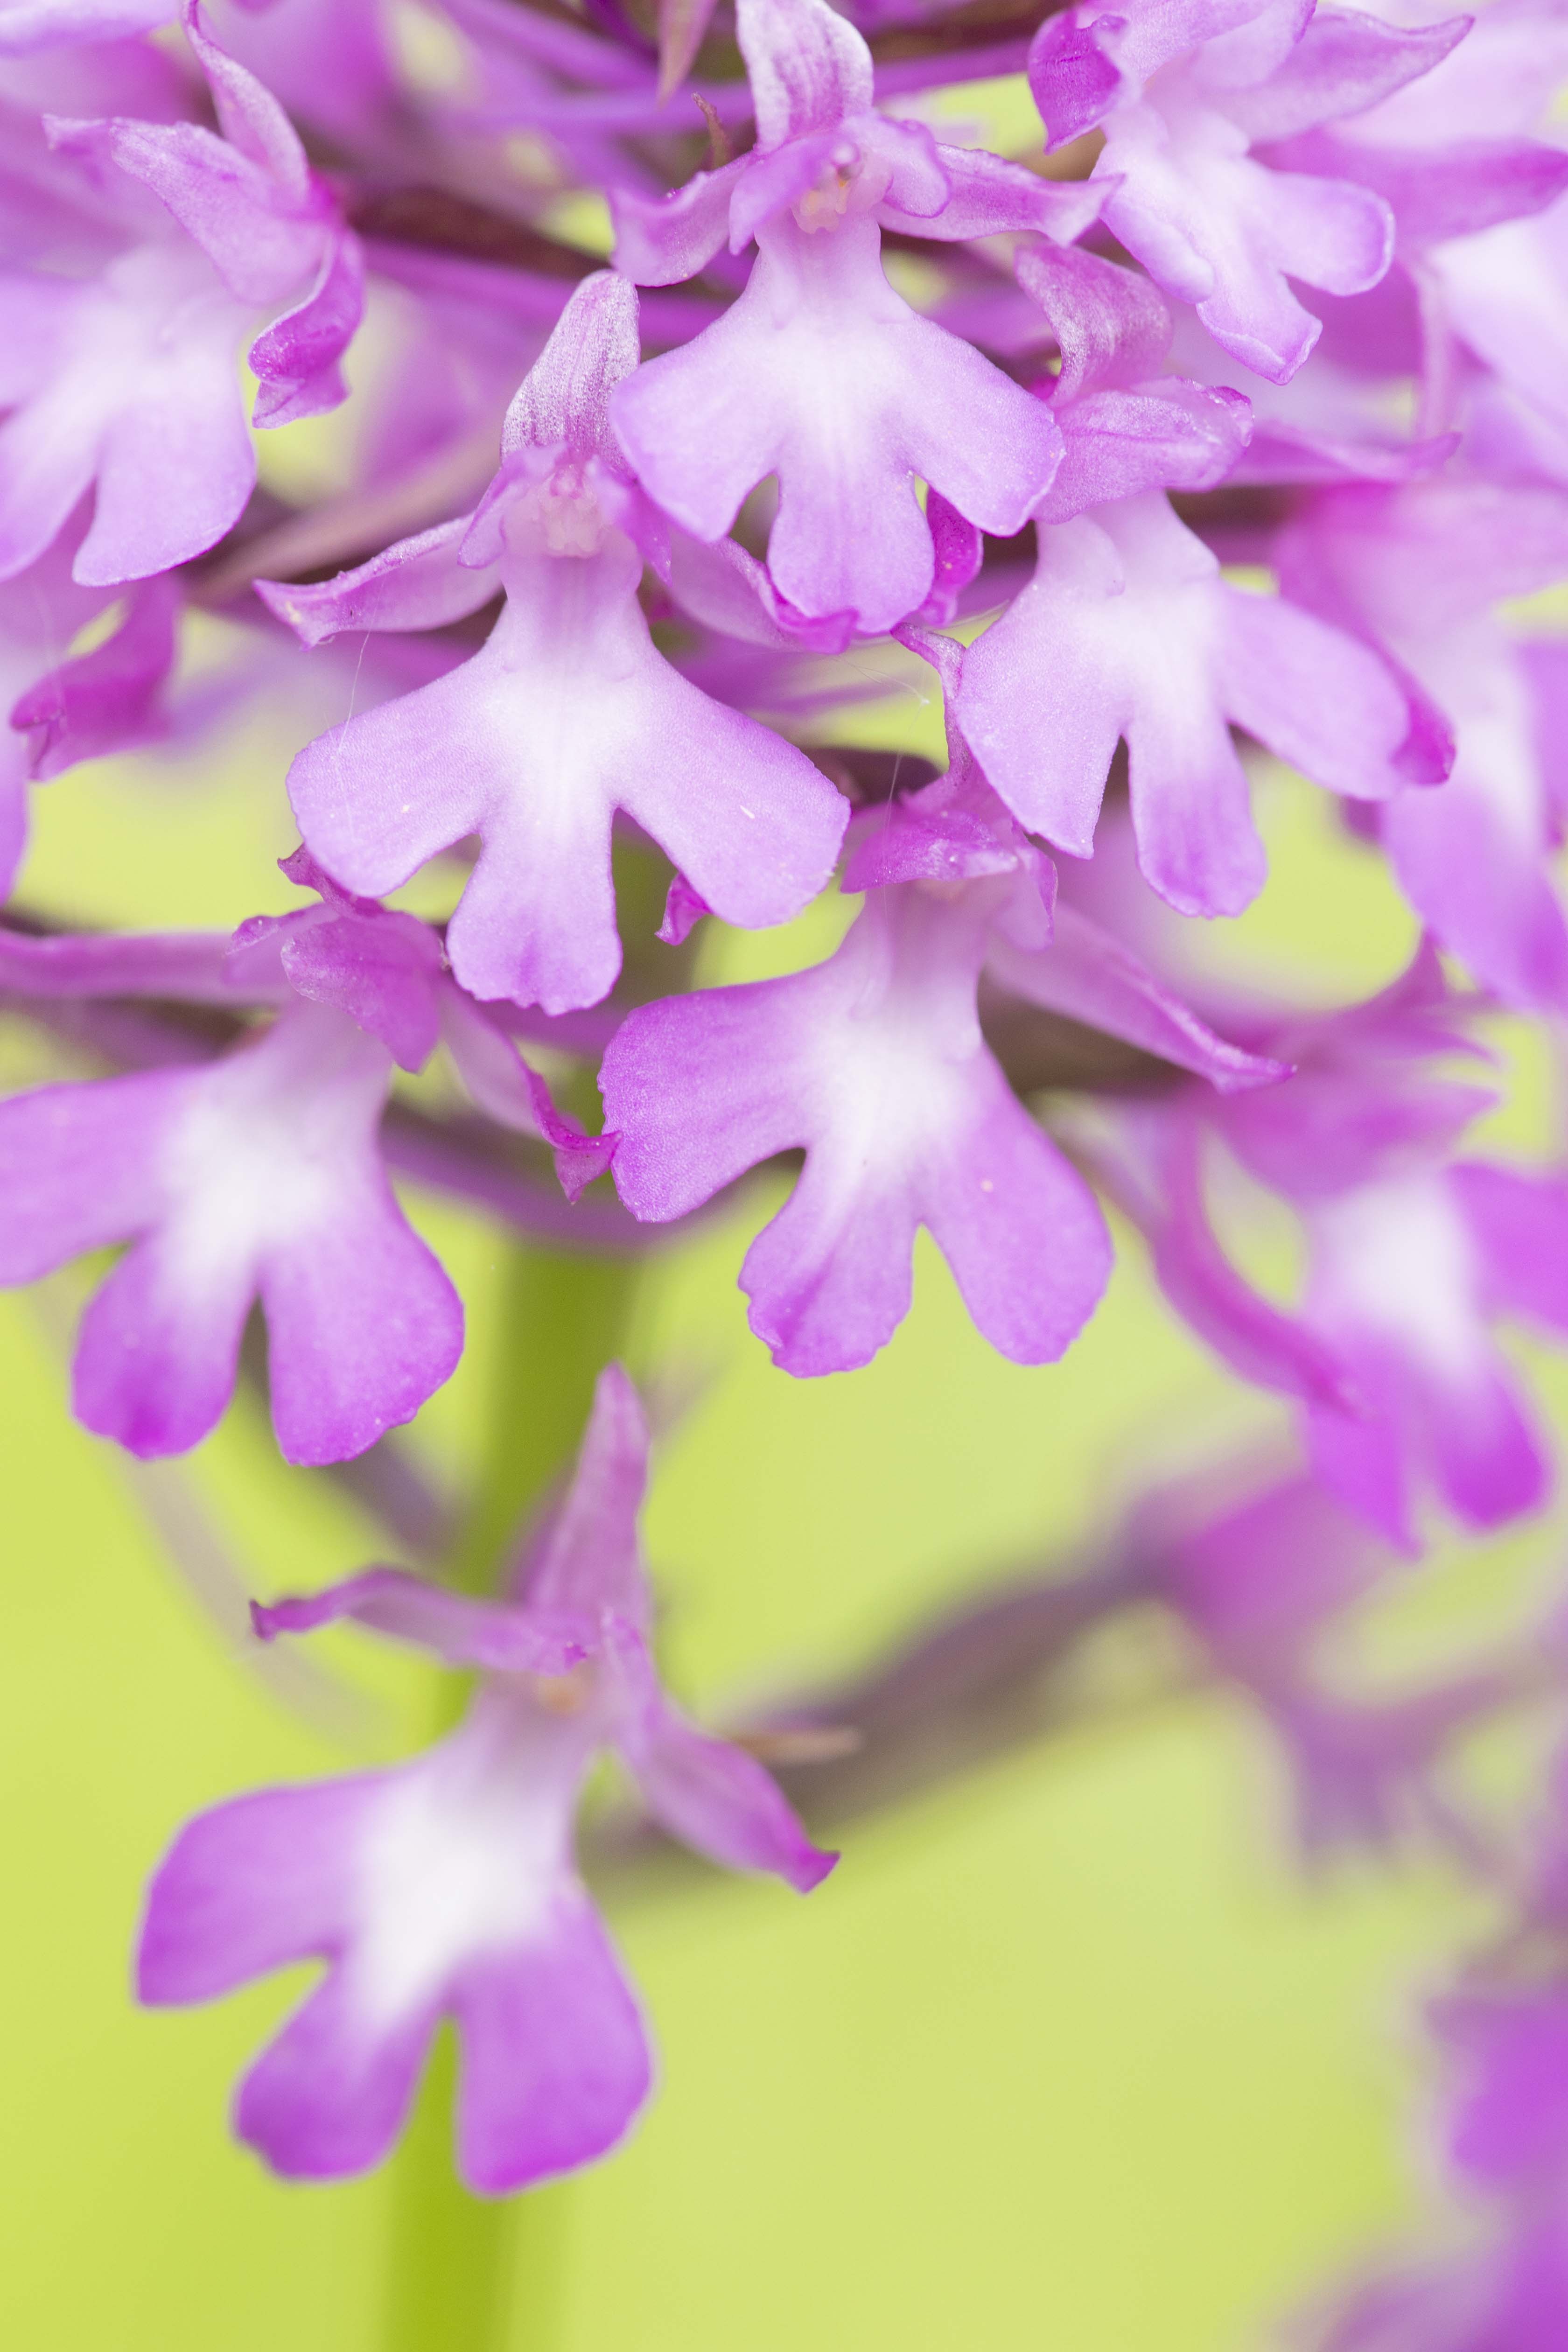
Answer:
[
  {"left": 1312, "top": 1177, "right": 1481, "bottom": 1378},
  {"left": 348, "top": 1709, "right": 591, "bottom": 2029}
]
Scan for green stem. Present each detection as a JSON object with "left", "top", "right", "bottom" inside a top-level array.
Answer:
[
  {"left": 382, "top": 1240, "right": 639, "bottom": 2352},
  {"left": 443, "top": 1246, "right": 638, "bottom": 1603}
]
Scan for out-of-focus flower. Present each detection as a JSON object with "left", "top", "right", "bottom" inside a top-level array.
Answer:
[
  {"left": 1075, "top": 910, "right": 1568, "bottom": 1545},
  {"left": 1135, "top": 1464, "right": 1513, "bottom": 1856},
  {"left": 1277, "top": 477, "right": 1568, "bottom": 1014},
  {"left": 0, "top": 3, "right": 363, "bottom": 585}
]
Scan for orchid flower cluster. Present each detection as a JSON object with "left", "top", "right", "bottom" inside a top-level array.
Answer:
[{"left": 7, "top": 0, "right": 1568, "bottom": 2321}]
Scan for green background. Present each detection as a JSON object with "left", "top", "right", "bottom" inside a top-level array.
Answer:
[{"left": 0, "top": 609, "right": 1550, "bottom": 2350}]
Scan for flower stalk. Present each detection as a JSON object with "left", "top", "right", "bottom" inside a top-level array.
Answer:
[{"left": 383, "top": 1239, "right": 641, "bottom": 2350}]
